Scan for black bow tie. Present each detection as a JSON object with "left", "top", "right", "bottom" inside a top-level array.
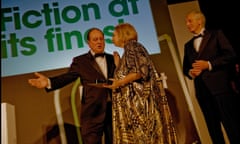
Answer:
[
  {"left": 193, "top": 34, "right": 203, "bottom": 39},
  {"left": 94, "top": 53, "right": 105, "bottom": 58}
]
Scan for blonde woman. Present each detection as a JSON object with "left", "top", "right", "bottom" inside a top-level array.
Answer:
[{"left": 104, "top": 23, "right": 178, "bottom": 144}]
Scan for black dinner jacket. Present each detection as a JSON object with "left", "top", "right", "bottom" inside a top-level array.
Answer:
[
  {"left": 183, "top": 29, "right": 236, "bottom": 95},
  {"left": 47, "top": 51, "right": 116, "bottom": 124}
]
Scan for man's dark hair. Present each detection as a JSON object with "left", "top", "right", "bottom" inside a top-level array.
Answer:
[{"left": 87, "top": 28, "right": 104, "bottom": 40}]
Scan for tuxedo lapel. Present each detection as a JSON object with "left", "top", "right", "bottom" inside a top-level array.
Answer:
[
  {"left": 87, "top": 52, "right": 106, "bottom": 78},
  {"left": 105, "top": 54, "right": 114, "bottom": 79},
  {"left": 198, "top": 31, "right": 211, "bottom": 57}
]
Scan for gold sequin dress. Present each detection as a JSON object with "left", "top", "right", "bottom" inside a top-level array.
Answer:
[{"left": 112, "top": 40, "right": 178, "bottom": 144}]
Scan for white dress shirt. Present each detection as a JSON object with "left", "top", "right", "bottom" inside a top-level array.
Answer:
[{"left": 95, "top": 56, "right": 107, "bottom": 78}]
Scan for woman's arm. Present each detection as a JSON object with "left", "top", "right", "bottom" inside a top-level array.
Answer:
[{"left": 104, "top": 72, "right": 141, "bottom": 90}]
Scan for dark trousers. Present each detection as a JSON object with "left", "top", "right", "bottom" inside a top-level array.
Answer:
[
  {"left": 103, "top": 102, "right": 113, "bottom": 144},
  {"left": 195, "top": 79, "right": 240, "bottom": 144},
  {"left": 81, "top": 102, "right": 112, "bottom": 144}
]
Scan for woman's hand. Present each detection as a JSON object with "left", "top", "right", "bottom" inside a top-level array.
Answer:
[
  {"left": 103, "top": 78, "right": 121, "bottom": 90},
  {"left": 104, "top": 73, "right": 142, "bottom": 89}
]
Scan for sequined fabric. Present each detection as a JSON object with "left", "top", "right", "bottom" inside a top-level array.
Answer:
[{"left": 112, "top": 40, "right": 178, "bottom": 144}]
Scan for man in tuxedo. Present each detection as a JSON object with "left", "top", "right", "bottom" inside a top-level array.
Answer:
[
  {"left": 28, "top": 28, "right": 116, "bottom": 144},
  {"left": 183, "top": 10, "right": 240, "bottom": 144}
]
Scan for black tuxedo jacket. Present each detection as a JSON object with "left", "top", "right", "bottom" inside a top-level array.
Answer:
[
  {"left": 47, "top": 51, "right": 116, "bottom": 132},
  {"left": 183, "top": 29, "right": 236, "bottom": 95}
]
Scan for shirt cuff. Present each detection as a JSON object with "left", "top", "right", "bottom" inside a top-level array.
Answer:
[
  {"left": 46, "top": 78, "right": 52, "bottom": 89},
  {"left": 208, "top": 61, "right": 212, "bottom": 71}
]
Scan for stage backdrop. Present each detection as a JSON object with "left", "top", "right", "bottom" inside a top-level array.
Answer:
[{"left": 1, "top": 0, "right": 160, "bottom": 77}]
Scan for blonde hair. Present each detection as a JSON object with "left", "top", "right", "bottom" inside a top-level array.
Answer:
[{"left": 114, "top": 23, "right": 138, "bottom": 44}]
